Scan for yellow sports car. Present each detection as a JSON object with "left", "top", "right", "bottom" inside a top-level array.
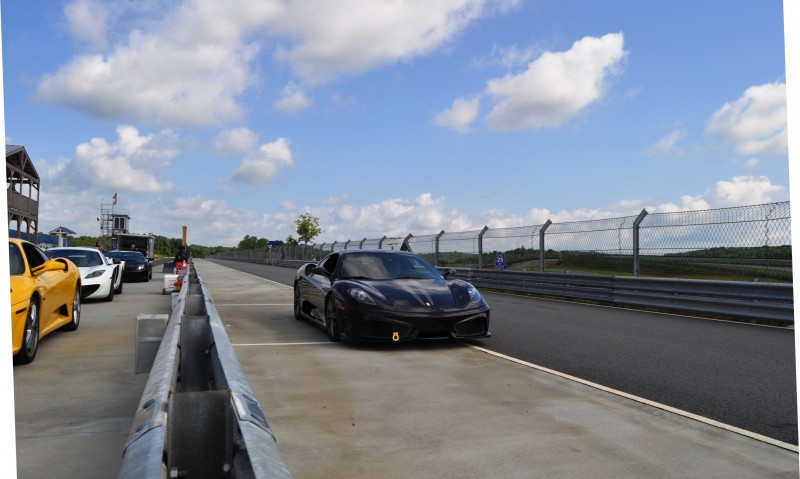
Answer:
[{"left": 9, "top": 238, "right": 82, "bottom": 365}]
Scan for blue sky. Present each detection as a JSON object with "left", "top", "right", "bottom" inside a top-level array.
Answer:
[{"left": 1, "top": 1, "right": 790, "bottom": 247}]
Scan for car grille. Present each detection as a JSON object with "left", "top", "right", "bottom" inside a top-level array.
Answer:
[{"left": 81, "top": 284, "right": 100, "bottom": 298}]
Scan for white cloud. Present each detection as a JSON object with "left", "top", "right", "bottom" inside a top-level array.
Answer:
[
  {"left": 653, "top": 195, "right": 711, "bottom": 214},
  {"left": 433, "top": 96, "right": 480, "bottom": 133},
  {"left": 705, "top": 81, "right": 787, "bottom": 156},
  {"left": 213, "top": 127, "right": 259, "bottom": 155},
  {"left": 273, "top": 0, "right": 519, "bottom": 84},
  {"left": 472, "top": 43, "right": 540, "bottom": 70},
  {"left": 230, "top": 137, "right": 294, "bottom": 185},
  {"left": 742, "top": 158, "right": 759, "bottom": 170},
  {"left": 64, "top": 0, "right": 109, "bottom": 50},
  {"left": 37, "top": 0, "right": 280, "bottom": 127},
  {"left": 711, "top": 175, "right": 787, "bottom": 206},
  {"left": 645, "top": 129, "right": 686, "bottom": 156},
  {"left": 156, "top": 195, "right": 264, "bottom": 246},
  {"left": 39, "top": 0, "right": 518, "bottom": 126},
  {"left": 274, "top": 82, "right": 312, "bottom": 113},
  {"left": 40, "top": 125, "right": 178, "bottom": 194},
  {"left": 484, "top": 32, "right": 627, "bottom": 131}
]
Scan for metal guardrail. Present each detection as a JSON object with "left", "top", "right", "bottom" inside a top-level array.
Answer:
[
  {"left": 118, "top": 263, "right": 292, "bottom": 479},
  {"left": 451, "top": 268, "right": 794, "bottom": 324},
  {"left": 214, "top": 256, "right": 794, "bottom": 324}
]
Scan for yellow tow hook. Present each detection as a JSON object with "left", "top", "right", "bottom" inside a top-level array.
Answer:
[{"left": 392, "top": 332, "right": 400, "bottom": 342}]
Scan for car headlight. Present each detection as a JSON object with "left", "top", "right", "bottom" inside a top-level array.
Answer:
[
  {"left": 348, "top": 288, "right": 376, "bottom": 305},
  {"left": 136, "top": 265, "right": 145, "bottom": 270},
  {"left": 467, "top": 285, "right": 482, "bottom": 304},
  {"left": 85, "top": 270, "right": 104, "bottom": 279}
]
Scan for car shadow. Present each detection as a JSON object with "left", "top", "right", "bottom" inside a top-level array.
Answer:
[{"left": 340, "top": 338, "right": 467, "bottom": 352}]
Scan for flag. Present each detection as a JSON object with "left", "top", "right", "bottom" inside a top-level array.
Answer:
[{"left": 113, "top": 193, "right": 118, "bottom": 205}]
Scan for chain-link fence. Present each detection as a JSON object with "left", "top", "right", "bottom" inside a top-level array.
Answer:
[{"left": 214, "top": 201, "right": 792, "bottom": 283}]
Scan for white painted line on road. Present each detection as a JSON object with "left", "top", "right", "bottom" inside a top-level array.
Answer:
[
  {"left": 464, "top": 343, "right": 799, "bottom": 453},
  {"left": 218, "top": 266, "right": 292, "bottom": 289},
  {"left": 233, "top": 342, "right": 332, "bottom": 347}
]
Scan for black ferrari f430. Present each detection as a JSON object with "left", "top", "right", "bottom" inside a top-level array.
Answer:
[{"left": 293, "top": 249, "right": 491, "bottom": 342}]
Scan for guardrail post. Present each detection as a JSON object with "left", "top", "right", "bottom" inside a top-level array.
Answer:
[
  {"left": 477, "top": 226, "right": 488, "bottom": 269},
  {"left": 633, "top": 209, "right": 648, "bottom": 277},
  {"left": 539, "top": 220, "right": 552, "bottom": 272},
  {"left": 435, "top": 230, "right": 445, "bottom": 267}
]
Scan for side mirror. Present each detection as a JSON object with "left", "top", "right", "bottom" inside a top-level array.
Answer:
[
  {"left": 312, "top": 266, "right": 330, "bottom": 277},
  {"left": 442, "top": 268, "right": 457, "bottom": 278},
  {"left": 31, "top": 259, "right": 69, "bottom": 275},
  {"left": 112, "top": 258, "right": 121, "bottom": 264},
  {"left": 304, "top": 264, "right": 315, "bottom": 276}
]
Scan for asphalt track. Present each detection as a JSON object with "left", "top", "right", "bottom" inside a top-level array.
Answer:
[
  {"left": 10, "top": 259, "right": 798, "bottom": 478},
  {"left": 209, "top": 258, "right": 798, "bottom": 446}
]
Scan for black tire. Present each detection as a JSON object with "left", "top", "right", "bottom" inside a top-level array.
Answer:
[
  {"left": 14, "top": 297, "right": 40, "bottom": 365},
  {"left": 325, "top": 297, "right": 342, "bottom": 342},
  {"left": 293, "top": 284, "right": 304, "bottom": 320},
  {"left": 61, "top": 286, "right": 81, "bottom": 332},
  {"left": 114, "top": 268, "right": 123, "bottom": 294},
  {"left": 104, "top": 281, "right": 115, "bottom": 301}
]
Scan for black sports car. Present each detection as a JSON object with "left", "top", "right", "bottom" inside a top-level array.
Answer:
[
  {"left": 105, "top": 250, "right": 152, "bottom": 282},
  {"left": 293, "top": 250, "right": 491, "bottom": 342}
]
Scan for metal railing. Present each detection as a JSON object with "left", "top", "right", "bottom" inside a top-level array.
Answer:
[
  {"left": 119, "top": 263, "right": 292, "bottom": 479},
  {"left": 214, "top": 202, "right": 792, "bottom": 283},
  {"left": 449, "top": 268, "right": 794, "bottom": 323}
]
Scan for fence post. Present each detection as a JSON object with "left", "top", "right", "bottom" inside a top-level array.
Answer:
[
  {"left": 540, "top": 220, "right": 552, "bottom": 272},
  {"left": 477, "top": 226, "right": 489, "bottom": 269},
  {"left": 633, "top": 209, "right": 648, "bottom": 277},
  {"left": 378, "top": 236, "right": 387, "bottom": 249},
  {"left": 359, "top": 238, "right": 366, "bottom": 249},
  {"left": 435, "top": 230, "right": 445, "bottom": 267},
  {"left": 344, "top": 240, "right": 351, "bottom": 250},
  {"left": 401, "top": 234, "right": 413, "bottom": 252}
]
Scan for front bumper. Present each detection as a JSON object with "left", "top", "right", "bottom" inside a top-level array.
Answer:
[
  {"left": 337, "top": 306, "right": 491, "bottom": 341},
  {"left": 81, "top": 278, "right": 112, "bottom": 299}
]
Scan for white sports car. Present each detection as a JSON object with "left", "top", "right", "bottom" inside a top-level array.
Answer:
[{"left": 47, "top": 247, "right": 124, "bottom": 301}]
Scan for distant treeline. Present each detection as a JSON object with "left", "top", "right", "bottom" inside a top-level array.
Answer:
[
  {"left": 666, "top": 245, "right": 791, "bottom": 259},
  {"left": 419, "top": 245, "right": 792, "bottom": 282}
]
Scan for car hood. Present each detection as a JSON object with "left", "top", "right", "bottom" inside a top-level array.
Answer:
[{"left": 355, "top": 278, "right": 457, "bottom": 308}]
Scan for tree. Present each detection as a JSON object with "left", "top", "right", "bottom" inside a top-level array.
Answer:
[
  {"left": 295, "top": 213, "right": 322, "bottom": 245},
  {"left": 285, "top": 235, "right": 299, "bottom": 247},
  {"left": 237, "top": 235, "right": 270, "bottom": 250}
]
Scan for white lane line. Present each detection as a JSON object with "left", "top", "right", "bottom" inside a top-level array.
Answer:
[
  {"left": 233, "top": 342, "right": 332, "bottom": 347},
  {"left": 205, "top": 262, "right": 293, "bottom": 289},
  {"left": 215, "top": 303, "right": 292, "bottom": 307},
  {"left": 463, "top": 343, "right": 799, "bottom": 453}
]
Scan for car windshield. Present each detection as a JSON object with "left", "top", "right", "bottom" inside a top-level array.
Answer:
[
  {"left": 49, "top": 249, "right": 104, "bottom": 267},
  {"left": 339, "top": 253, "right": 440, "bottom": 280},
  {"left": 107, "top": 251, "right": 145, "bottom": 261}
]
